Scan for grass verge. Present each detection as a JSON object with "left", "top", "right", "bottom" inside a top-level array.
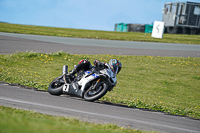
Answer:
[
  {"left": 0, "top": 106, "right": 153, "bottom": 133},
  {"left": 0, "top": 52, "right": 199, "bottom": 119},
  {"left": 0, "top": 22, "right": 200, "bottom": 44}
]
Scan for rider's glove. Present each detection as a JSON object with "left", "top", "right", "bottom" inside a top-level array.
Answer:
[
  {"left": 93, "top": 60, "right": 107, "bottom": 69},
  {"left": 93, "top": 60, "right": 101, "bottom": 67}
]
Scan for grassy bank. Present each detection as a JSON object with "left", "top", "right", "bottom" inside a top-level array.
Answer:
[
  {"left": 0, "top": 22, "right": 200, "bottom": 44},
  {"left": 0, "top": 52, "right": 199, "bottom": 118},
  {"left": 0, "top": 106, "right": 151, "bottom": 133}
]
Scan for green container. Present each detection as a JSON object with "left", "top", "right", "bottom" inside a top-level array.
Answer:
[
  {"left": 116, "top": 23, "right": 128, "bottom": 32},
  {"left": 145, "top": 24, "right": 153, "bottom": 33}
]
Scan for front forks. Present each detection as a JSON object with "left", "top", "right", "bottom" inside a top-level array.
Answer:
[
  {"left": 91, "top": 78, "right": 101, "bottom": 91},
  {"left": 94, "top": 78, "right": 101, "bottom": 87}
]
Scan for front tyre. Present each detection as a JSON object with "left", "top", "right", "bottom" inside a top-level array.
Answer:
[
  {"left": 48, "top": 76, "right": 64, "bottom": 96},
  {"left": 84, "top": 81, "right": 108, "bottom": 101}
]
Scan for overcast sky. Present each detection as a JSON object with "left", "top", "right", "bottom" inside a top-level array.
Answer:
[{"left": 0, "top": 0, "right": 200, "bottom": 31}]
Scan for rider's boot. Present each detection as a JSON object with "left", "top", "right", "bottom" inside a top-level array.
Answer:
[{"left": 67, "top": 67, "right": 77, "bottom": 80}]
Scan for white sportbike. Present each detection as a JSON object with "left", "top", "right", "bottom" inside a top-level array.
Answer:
[{"left": 48, "top": 64, "right": 117, "bottom": 101}]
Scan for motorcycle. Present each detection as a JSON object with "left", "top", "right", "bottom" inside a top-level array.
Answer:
[{"left": 48, "top": 64, "right": 117, "bottom": 101}]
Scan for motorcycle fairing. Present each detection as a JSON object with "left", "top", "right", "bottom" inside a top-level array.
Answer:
[{"left": 63, "top": 70, "right": 100, "bottom": 97}]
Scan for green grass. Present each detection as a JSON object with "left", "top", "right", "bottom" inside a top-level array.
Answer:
[
  {"left": 0, "top": 52, "right": 200, "bottom": 119},
  {"left": 0, "top": 22, "right": 200, "bottom": 44},
  {"left": 0, "top": 106, "right": 151, "bottom": 133}
]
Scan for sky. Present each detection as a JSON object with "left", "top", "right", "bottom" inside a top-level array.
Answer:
[{"left": 0, "top": 0, "right": 200, "bottom": 31}]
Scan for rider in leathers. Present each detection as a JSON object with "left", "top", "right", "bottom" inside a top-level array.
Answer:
[{"left": 67, "top": 59, "right": 122, "bottom": 77}]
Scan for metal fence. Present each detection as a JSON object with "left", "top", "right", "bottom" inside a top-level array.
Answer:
[
  {"left": 163, "top": 2, "right": 200, "bottom": 28},
  {"left": 177, "top": 2, "right": 200, "bottom": 27}
]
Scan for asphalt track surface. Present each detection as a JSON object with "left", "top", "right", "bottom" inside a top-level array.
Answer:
[
  {"left": 0, "top": 83, "right": 200, "bottom": 133},
  {"left": 0, "top": 32, "right": 200, "bottom": 132},
  {"left": 0, "top": 32, "right": 200, "bottom": 57}
]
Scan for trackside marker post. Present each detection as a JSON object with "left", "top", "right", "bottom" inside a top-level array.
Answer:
[{"left": 151, "top": 21, "right": 165, "bottom": 39}]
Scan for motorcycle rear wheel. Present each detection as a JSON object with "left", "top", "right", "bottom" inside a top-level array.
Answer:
[
  {"left": 48, "top": 76, "right": 64, "bottom": 96},
  {"left": 84, "top": 81, "right": 108, "bottom": 101}
]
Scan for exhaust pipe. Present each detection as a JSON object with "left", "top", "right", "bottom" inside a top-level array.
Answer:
[{"left": 62, "top": 65, "right": 68, "bottom": 75}]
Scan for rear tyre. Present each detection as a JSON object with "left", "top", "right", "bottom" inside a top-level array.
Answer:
[
  {"left": 48, "top": 76, "right": 64, "bottom": 96},
  {"left": 84, "top": 81, "right": 108, "bottom": 101}
]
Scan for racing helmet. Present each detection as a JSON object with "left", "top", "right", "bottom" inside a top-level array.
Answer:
[{"left": 109, "top": 59, "right": 122, "bottom": 74}]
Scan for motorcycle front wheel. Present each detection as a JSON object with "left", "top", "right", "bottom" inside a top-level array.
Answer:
[
  {"left": 84, "top": 81, "right": 108, "bottom": 101},
  {"left": 48, "top": 76, "right": 64, "bottom": 96}
]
